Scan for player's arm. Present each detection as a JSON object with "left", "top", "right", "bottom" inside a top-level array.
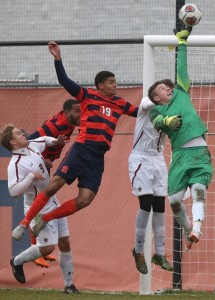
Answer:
[
  {"left": 141, "top": 96, "right": 155, "bottom": 111},
  {"left": 174, "top": 27, "right": 191, "bottom": 92},
  {"left": 8, "top": 166, "right": 44, "bottom": 197},
  {"left": 48, "top": 41, "right": 85, "bottom": 99},
  {"left": 123, "top": 102, "right": 138, "bottom": 117},
  {"left": 149, "top": 107, "right": 182, "bottom": 131},
  {"left": 29, "top": 137, "right": 66, "bottom": 154}
]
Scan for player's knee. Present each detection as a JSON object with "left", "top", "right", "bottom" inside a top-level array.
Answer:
[
  {"left": 191, "top": 183, "right": 206, "bottom": 201},
  {"left": 58, "top": 236, "right": 71, "bottom": 252},
  {"left": 77, "top": 189, "right": 95, "bottom": 209},
  {"left": 40, "top": 245, "right": 55, "bottom": 256},
  {"left": 169, "top": 191, "right": 184, "bottom": 211}
]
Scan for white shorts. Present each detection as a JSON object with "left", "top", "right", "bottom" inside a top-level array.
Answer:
[
  {"left": 30, "top": 217, "right": 69, "bottom": 247},
  {"left": 128, "top": 152, "right": 167, "bottom": 197}
]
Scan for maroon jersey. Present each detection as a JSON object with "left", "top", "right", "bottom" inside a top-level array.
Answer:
[{"left": 28, "top": 111, "right": 75, "bottom": 161}]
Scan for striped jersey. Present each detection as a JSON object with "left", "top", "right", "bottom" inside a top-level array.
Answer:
[
  {"left": 55, "top": 60, "right": 138, "bottom": 150},
  {"left": 28, "top": 111, "right": 76, "bottom": 161}
]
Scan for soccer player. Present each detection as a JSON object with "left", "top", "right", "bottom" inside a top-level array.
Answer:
[
  {"left": 28, "top": 98, "right": 80, "bottom": 171},
  {"left": 22, "top": 99, "right": 81, "bottom": 268},
  {"left": 12, "top": 41, "right": 138, "bottom": 241},
  {"left": 128, "top": 92, "right": 173, "bottom": 274},
  {"left": 148, "top": 27, "right": 213, "bottom": 251},
  {"left": 0, "top": 126, "right": 79, "bottom": 294}
]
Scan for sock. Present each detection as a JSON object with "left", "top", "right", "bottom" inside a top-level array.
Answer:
[
  {"left": 135, "top": 209, "right": 150, "bottom": 254},
  {"left": 59, "top": 251, "right": 73, "bottom": 287},
  {"left": 20, "top": 192, "right": 49, "bottom": 227},
  {"left": 192, "top": 221, "right": 202, "bottom": 233},
  {"left": 174, "top": 202, "right": 191, "bottom": 234},
  {"left": 192, "top": 200, "right": 205, "bottom": 223},
  {"left": 14, "top": 245, "right": 41, "bottom": 265},
  {"left": 43, "top": 198, "right": 78, "bottom": 222},
  {"left": 152, "top": 212, "right": 165, "bottom": 256}
]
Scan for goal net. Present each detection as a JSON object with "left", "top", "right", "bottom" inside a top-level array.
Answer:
[{"left": 140, "top": 35, "right": 215, "bottom": 294}]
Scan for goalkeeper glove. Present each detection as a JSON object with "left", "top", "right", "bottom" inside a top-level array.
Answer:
[
  {"left": 153, "top": 115, "right": 182, "bottom": 131},
  {"left": 173, "top": 26, "right": 192, "bottom": 45},
  {"left": 163, "top": 115, "right": 182, "bottom": 130}
]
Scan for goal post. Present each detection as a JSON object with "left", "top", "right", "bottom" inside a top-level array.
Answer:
[{"left": 141, "top": 35, "right": 215, "bottom": 295}]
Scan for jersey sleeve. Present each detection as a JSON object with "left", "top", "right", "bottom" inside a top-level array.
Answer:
[
  {"left": 124, "top": 102, "right": 138, "bottom": 117},
  {"left": 55, "top": 59, "right": 88, "bottom": 101},
  {"left": 28, "top": 137, "right": 46, "bottom": 153},
  {"left": 176, "top": 44, "right": 190, "bottom": 93},
  {"left": 8, "top": 164, "right": 34, "bottom": 197},
  {"left": 140, "top": 96, "right": 155, "bottom": 111}
]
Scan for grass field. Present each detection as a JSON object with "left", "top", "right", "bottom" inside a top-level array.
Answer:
[{"left": 0, "top": 288, "right": 214, "bottom": 300}]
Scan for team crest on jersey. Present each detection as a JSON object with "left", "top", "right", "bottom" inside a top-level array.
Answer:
[
  {"left": 44, "top": 238, "right": 48, "bottom": 243},
  {"left": 138, "top": 187, "right": 142, "bottom": 192},
  {"left": 61, "top": 165, "right": 69, "bottom": 173}
]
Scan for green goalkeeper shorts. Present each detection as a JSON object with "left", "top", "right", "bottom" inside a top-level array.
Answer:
[{"left": 168, "top": 146, "right": 213, "bottom": 196}]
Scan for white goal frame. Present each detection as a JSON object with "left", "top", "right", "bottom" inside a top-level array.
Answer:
[{"left": 141, "top": 35, "right": 215, "bottom": 295}]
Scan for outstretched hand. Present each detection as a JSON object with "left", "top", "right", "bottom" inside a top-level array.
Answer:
[
  {"left": 173, "top": 25, "right": 192, "bottom": 45},
  {"left": 48, "top": 41, "right": 61, "bottom": 60},
  {"left": 53, "top": 135, "right": 69, "bottom": 145}
]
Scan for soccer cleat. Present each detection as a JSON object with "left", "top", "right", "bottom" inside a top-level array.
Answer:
[
  {"left": 183, "top": 230, "right": 193, "bottom": 252},
  {"left": 185, "top": 239, "right": 193, "bottom": 252},
  {"left": 189, "top": 230, "right": 200, "bottom": 243},
  {"left": 64, "top": 284, "right": 80, "bottom": 294},
  {"left": 132, "top": 248, "right": 148, "bottom": 274},
  {"left": 43, "top": 254, "right": 56, "bottom": 262},
  {"left": 151, "top": 254, "right": 173, "bottom": 272},
  {"left": 184, "top": 229, "right": 201, "bottom": 252},
  {"left": 33, "top": 257, "right": 49, "bottom": 268},
  {"left": 10, "top": 257, "right": 26, "bottom": 284},
  {"left": 32, "top": 215, "right": 47, "bottom": 237},
  {"left": 12, "top": 224, "right": 27, "bottom": 241}
]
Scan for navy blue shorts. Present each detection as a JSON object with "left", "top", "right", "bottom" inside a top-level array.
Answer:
[{"left": 55, "top": 142, "right": 106, "bottom": 194}]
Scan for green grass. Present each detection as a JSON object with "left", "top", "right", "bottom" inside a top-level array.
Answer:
[{"left": 0, "top": 289, "right": 214, "bottom": 300}]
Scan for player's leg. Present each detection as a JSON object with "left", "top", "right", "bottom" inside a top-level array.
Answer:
[
  {"left": 128, "top": 153, "right": 153, "bottom": 274},
  {"left": 189, "top": 183, "right": 206, "bottom": 242},
  {"left": 151, "top": 196, "right": 173, "bottom": 272},
  {"left": 29, "top": 230, "right": 50, "bottom": 268},
  {"left": 132, "top": 194, "right": 153, "bottom": 274},
  {"left": 12, "top": 175, "right": 66, "bottom": 240},
  {"left": 10, "top": 244, "right": 54, "bottom": 284},
  {"left": 33, "top": 143, "right": 104, "bottom": 237},
  {"left": 58, "top": 218, "right": 79, "bottom": 294},
  {"left": 188, "top": 147, "right": 213, "bottom": 243}
]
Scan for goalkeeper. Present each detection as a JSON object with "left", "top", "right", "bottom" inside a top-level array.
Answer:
[{"left": 148, "top": 27, "right": 213, "bottom": 251}]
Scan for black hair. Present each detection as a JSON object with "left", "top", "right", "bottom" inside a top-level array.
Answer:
[
  {"left": 63, "top": 99, "right": 80, "bottom": 111},
  {"left": 94, "top": 71, "right": 115, "bottom": 89}
]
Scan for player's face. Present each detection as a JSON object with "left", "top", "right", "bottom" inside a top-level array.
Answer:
[
  {"left": 66, "top": 104, "right": 81, "bottom": 126},
  {"left": 10, "top": 128, "right": 29, "bottom": 149},
  {"left": 153, "top": 84, "right": 173, "bottom": 105},
  {"left": 98, "top": 77, "right": 117, "bottom": 98}
]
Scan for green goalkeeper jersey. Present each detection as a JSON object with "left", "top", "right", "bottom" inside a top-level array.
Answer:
[{"left": 149, "top": 44, "right": 207, "bottom": 151}]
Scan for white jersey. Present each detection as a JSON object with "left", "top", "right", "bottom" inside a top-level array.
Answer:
[
  {"left": 131, "top": 97, "right": 166, "bottom": 155},
  {"left": 7, "top": 137, "right": 60, "bottom": 215},
  {"left": 128, "top": 97, "right": 167, "bottom": 196}
]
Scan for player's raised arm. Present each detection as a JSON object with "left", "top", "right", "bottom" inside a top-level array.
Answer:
[
  {"left": 48, "top": 41, "right": 82, "bottom": 98},
  {"left": 174, "top": 27, "right": 192, "bottom": 93}
]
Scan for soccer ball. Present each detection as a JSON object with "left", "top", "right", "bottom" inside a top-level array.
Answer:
[{"left": 179, "top": 4, "right": 202, "bottom": 26}]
